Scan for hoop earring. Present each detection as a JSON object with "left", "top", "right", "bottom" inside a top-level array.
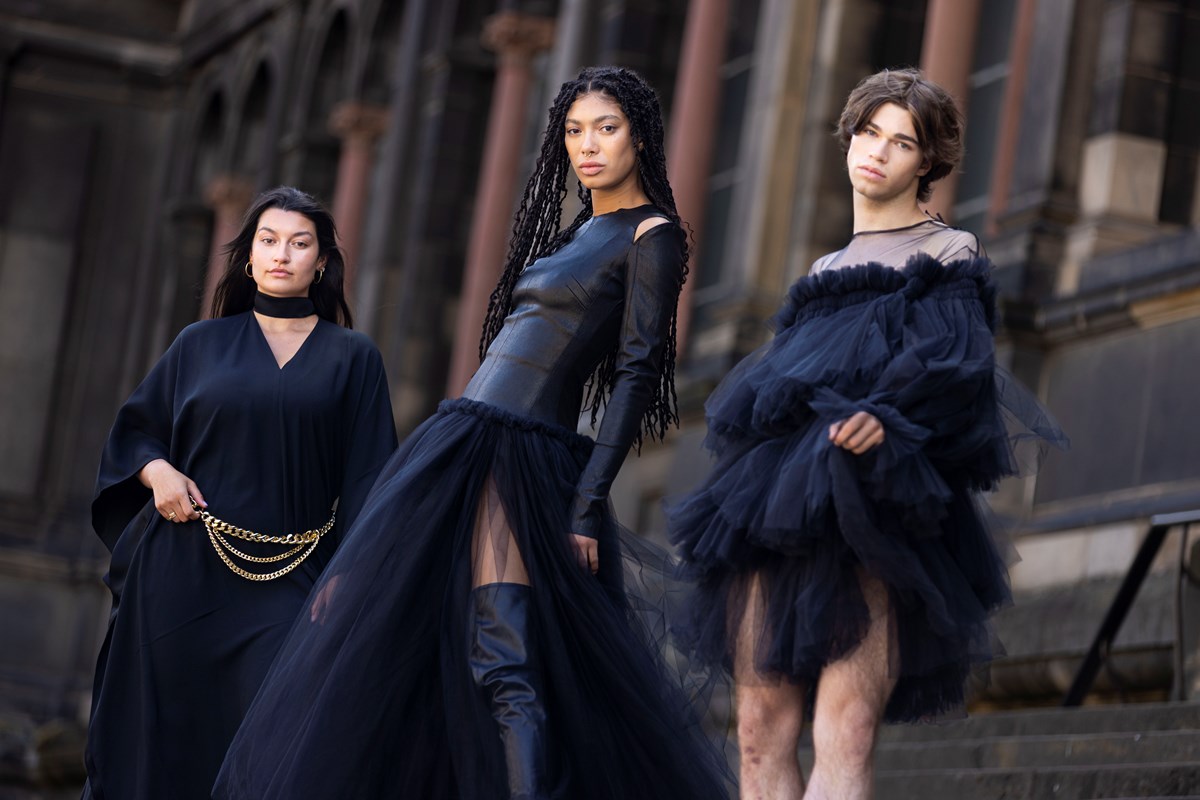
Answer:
[
  {"left": 244, "top": 261, "right": 253, "bottom": 278},
  {"left": 314, "top": 268, "right": 325, "bottom": 284}
]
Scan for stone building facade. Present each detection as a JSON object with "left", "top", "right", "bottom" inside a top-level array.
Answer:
[{"left": 1, "top": 0, "right": 1198, "bottom": 791}]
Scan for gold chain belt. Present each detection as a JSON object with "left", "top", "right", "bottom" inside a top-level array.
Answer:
[{"left": 192, "top": 500, "right": 335, "bottom": 581}]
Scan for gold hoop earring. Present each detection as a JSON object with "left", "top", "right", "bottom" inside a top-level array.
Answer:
[
  {"left": 314, "top": 268, "right": 325, "bottom": 284},
  {"left": 244, "top": 261, "right": 253, "bottom": 278}
]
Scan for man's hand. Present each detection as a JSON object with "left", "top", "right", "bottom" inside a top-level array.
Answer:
[{"left": 829, "top": 412, "right": 885, "bottom": 455}]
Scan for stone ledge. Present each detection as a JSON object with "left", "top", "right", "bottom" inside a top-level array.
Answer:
[{"left": 0, "top": 713, "right": 84, "bottom": 795}]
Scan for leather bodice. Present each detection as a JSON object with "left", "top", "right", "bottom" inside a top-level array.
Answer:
[{"left": 461, "top": 204, "right": 685, "bottom": 537}]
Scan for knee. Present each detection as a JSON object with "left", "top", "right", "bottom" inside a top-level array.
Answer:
[
  {"left": 811, "top": 697, "right": 882, "bottom": 767},
  {"left": 736, "top": 693, "right": 804, "bottom": 758}
]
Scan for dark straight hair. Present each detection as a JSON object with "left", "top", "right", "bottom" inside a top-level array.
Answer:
[{"left": 209, "top": 186, "right": 353, "bottom": 327}]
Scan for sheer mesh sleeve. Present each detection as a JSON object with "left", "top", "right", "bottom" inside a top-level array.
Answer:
[{"left": 813, "top": 219, "right": 982, "bottom": 273}]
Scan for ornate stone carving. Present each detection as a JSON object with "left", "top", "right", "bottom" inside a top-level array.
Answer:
[
  {"left": 328, "top": 101, "right": 389, "bottom": 144},
  {"left": 481, "top": 11, "right": 555, "bottom": 65}
]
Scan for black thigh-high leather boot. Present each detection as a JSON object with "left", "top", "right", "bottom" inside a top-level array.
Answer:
[{"left": 469, "top": 583, "right": 550, "bottom": 800}]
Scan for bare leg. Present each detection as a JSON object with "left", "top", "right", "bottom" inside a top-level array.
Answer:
[
  {"left": 734, "top": 574, "right": 807, "bottom": 800},
  {"left": 472, "top": 474, "right": 530, "bottom": 588},
  {"left": 804, "top": 571, "right": 897, "bottom": 800}
]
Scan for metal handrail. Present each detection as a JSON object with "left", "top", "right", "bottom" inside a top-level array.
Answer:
[{"left": 1061, "top": 509, "right": 1200, "bottom": 707}]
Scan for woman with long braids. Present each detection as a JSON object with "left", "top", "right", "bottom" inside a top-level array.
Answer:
[
  {"left": 82, "top": 187, "right": 397, "bottom": 800},
  {"left": 214, "top": 66, "right": 731, "bottom": 800}
]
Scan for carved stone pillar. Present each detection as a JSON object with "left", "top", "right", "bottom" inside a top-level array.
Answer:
[
  {"left": 329, "top": 102, "right": 389, "bottom": 295},
  {"left": 1058, "top": 0, "right": 1177, "bottom": 294},
  {"left": 446, "top": 12, "right": 555, "bottom": 396},
  {"left": 986, "top": 0, "right": 1037, "bottom": 235},
  {"left": 201, "top": 175, "right": 254, "bottom": 318},
  {"left": 919, "top": 0, "right": 982, "bottom": 221},
  {"left": 667, "top": 0, "right": 730, "bottom": 354}
]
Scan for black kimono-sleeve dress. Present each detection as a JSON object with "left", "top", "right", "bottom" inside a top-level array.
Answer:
[
  {"left": 83, "top": 312, "right": 397, "bottom": 800},
  {"left": 214, "top": 204, "right": 732, "bottom": 800}
]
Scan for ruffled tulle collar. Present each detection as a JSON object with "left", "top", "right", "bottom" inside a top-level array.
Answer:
[{"left": 773, "top": 254, "right": 996, "bottom": 332}]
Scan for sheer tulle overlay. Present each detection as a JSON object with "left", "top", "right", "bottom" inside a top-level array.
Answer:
[
  {"left": 214, "top": 398, "right": 731, "bottom": 799},
  {"left": 667, "top": 255, "right": 1066, "bottom": 721}
]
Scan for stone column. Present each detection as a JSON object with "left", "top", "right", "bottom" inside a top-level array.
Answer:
[
  {"left": 544, "top": 0, "right": 590, "bottom": 92},
  {"left": 354, "top": 0, "right": 430, "bottom": 337},
  {"left": 0, "top": 34, "right": 22, "bottom": 133},
  {"left": 329, "top": 102, "right": 389, "bottom": 296},
  {"left": 667, "top": 0, "right": 731, "bottom": 354},
  {"left": 918, "top": 0, "right": 982, "bottom": 222},
  {"left": 985, "top": 0, "right": 1037, "bottom": 235},
  {"left": 201, "top": 175, "right": 254, "bottom": 319},
  {"left": 1058, "top": 0, "right": 1175, "bottom": 294},
  {"left": 446, "top": 11, "right": 555, "bottom": 396}
]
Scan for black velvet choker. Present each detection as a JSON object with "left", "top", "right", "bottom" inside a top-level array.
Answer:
[{"left": 254, "top": 292, "right": 315, "bottom": 318}]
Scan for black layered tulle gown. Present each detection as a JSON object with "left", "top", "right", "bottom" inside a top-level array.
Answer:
[
  {"left": 83, "top": 314, "right": 397, "bottom": 800},
  {"left": 667, "top": 221, "right": 1066, "bottom": 721},
  {"left": 214, "top": 205, "right": 732, "bottom": 799}
]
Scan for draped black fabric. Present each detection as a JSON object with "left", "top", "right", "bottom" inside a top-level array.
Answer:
[
  {"left": 84, "top": 313, "right": 397, "bottom": 800},
  {"left": 667, "top": 255, "right": 1066, "bottom": 721},
  {"left": 214, "top": 206, "right": 733, "bottom": 799}
]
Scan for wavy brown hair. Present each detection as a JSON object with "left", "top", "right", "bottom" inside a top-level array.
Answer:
[{"left": 836, "top": 68, "right": 965, "bottom": 203}]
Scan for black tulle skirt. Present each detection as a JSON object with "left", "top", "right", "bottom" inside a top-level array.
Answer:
[
  {"left": 213, "top": 398, "right": 731, "bottom": 799},
  {"left": 666, "top": 257, "right": 1066, "bottom": 722}
]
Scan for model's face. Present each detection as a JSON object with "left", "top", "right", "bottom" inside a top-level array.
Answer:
[
  {"left": 249, "top": 208, "right": 326, "bottom": 298},
  {"left": 564, "top": 92, "right": 640, "bottom": 195},
  {"left": 846, "top": 102, "right": 930, "bottom": 204}
]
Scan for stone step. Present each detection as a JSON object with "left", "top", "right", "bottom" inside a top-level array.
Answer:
[
  {"left": 875, "top": 762, "right": 1200, "bottom": 800},
  {"left": 872, "top": 729, "right": 1200, "bottom": 770},
  {"left": 794, "top": 703, "right": 1200, "bottom": 798},
  {"left": 876, "top": 701, "right": 1200, "bottom": 743},
  {"left": 0, "top": 789, "right": 79, "bottom": 800}
]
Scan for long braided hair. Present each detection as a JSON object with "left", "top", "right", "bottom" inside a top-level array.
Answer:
[{"left": 478, "top": 66, "right": 689, "bottom": 447}]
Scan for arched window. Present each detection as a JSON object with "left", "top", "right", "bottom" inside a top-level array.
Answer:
[
  {"left": 236, "top": 62, "right": 274, "bottom": 185},
  {"left": 297, "top": 10, "right": 349, "bottom": 203}
]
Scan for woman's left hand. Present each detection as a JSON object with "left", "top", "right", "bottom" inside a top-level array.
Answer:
[
  {"left": 571, "top": 534, "right": 599, "bottom": 575},
  {"left": 310, "top": 574, "right": 342, "bottom": 623},
  {"left": 829, "top": 411, "right": 885, "bottom": 454}
]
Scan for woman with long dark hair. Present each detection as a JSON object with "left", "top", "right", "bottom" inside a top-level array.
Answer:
[
  {"left": 82, "top": 186, "right": 397, "bottom": 800},
  {"left": 214, "top": 67, "right": 730, "bottom": 800}
]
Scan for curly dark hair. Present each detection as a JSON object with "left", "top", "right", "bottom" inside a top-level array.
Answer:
[
  {"left": 210, "top": 186, "right": 353, "bottom": 327},
  {"left": 836, "top": 67, "right": 965, "bottom": 203},
  {"left": 479, "top": 65, "right": 687, "bottom": 446}
]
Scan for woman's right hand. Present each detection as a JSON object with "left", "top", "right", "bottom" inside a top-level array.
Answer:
[
  {"left": 139, "top": 458, "right": 207, "bottom": 523},
  {"left": 570, "top": 533, "right": 599, "bottom": 575}
]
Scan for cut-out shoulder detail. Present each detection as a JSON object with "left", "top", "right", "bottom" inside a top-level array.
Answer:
[{"left": 635, "top": 216, "right": 671, "bottom": 242}]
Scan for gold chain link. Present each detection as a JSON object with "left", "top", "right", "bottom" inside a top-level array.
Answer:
[
  {"left": 210, "top": 530, "right": 308, "bottom": 563},
  {"left": 193, "top": 501, "right": 335, "bottom": 582}
]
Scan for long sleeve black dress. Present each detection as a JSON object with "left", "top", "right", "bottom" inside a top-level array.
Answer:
[
  {"left": 83, "top": 313, "right": 397, "bottom": 800},
  {"left": 214, "top": 204, "right": 732, "bottom": 800}
]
